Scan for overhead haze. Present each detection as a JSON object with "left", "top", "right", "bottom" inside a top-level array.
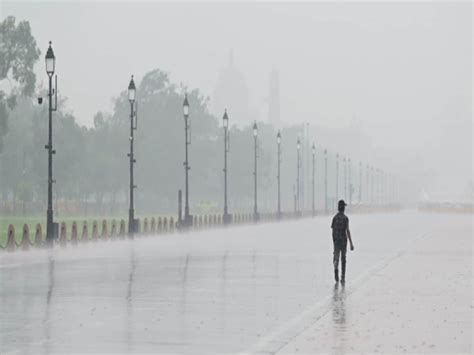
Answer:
[{"left": 1, "top": 1, "right": 472, "bottom": 201}]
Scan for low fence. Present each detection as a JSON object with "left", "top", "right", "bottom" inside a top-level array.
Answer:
[
  {"left": 418, "top": 202, "right": 473, "bottom": 214},
  {"left": 0, "top": 204, "right": 401, "bottom": 252}
]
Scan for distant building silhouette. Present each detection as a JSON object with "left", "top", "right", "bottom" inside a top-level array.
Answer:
[
  {"left": 268, "top": 68, "right": 280, "bottom": 127},
  {"left": 213, "top": 51, "right": 250, "bottom": 125}
]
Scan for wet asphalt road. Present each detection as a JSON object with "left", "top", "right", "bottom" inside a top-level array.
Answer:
[{"left": 0, "top": 211, "right": 471, "bottom": 354}]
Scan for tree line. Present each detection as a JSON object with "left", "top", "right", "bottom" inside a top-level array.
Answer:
[{"left": 0, "top": 16, "right": 365, "bottom": 218}]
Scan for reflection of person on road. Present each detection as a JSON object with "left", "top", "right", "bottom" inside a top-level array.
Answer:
[
  {"left": 331, "top": 200, "right": 354, "bottom": 284},
  {"left": 332, "top": 283, "right": 347, "bottom": 355}
]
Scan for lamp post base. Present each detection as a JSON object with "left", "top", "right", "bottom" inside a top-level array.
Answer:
[
  {"left": 180, "top": 214, "right": 193, "bottom": 229},
  {"left": 223, "top": 213, "right": 232, "bottom": 225},
  {"left": 253, "top": 212, "right": 260, "bottom": 223}
]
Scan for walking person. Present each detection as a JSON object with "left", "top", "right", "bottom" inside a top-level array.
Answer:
[{"left": 331, "top": 200, "right": 354, "bottom": 284}]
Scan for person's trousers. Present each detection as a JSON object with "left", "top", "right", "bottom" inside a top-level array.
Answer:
[{"left": 333, "top": 239, "right": 347, "bottom": 276}]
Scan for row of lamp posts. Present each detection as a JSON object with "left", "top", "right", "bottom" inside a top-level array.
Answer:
[{"left": 41, "top": 42, "right": 394, "bottom": 243}]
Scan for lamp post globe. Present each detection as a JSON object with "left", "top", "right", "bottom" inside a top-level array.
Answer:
[
  {"left": 128, "top": 75, "right": 136, "bottom": 103},
  {"left": 223, "top": 109, "right": 229, "bottom": 128},
  {"left": 183, "top": 94, "right": 189, "bottom": 117},
  {"left": 45, "top": 41, "right": 55, "bottom": 76}
]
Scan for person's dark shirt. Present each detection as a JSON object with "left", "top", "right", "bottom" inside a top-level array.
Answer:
[{"left": 331, "top": 211, "right": 349, "bottom": 242}]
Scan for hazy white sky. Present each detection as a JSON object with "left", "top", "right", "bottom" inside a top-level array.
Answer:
[{"left": 1, "top": 1, "right": 472, "bottom": 196}]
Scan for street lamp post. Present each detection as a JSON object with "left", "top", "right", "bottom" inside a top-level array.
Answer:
[
  {"left": 253, "top": 121, "right": 259, "bottom": 221},
  {"left": 182, "top": 94, "right": 192, "bottom": 227},
  {"left": 296, "top": 138, "right": 301, "bottom": 216},
  {"left": 380, "top": 169, "right": 383, "bottom": 205},
  {"left": 45, "top": 41, "right": 57, "bottom": 245},
  {"left": 366, "top": 164, "right": 370, "bottom": 205},
  {"left": 348, "top": 158, "right": 352, "bottom": 206},
  {"left": 277, "top": 131, "right": 281, "bottom": 219},
  {"left": 311, "top": 143, "right": 315, "bottom": 216},
  {"left": 375, "top": 168, "right": 379, "bottom": 205},
  {"left": 371, "top": 166, "right": 375, "bottom": 205},
  {"left": 381, "top": 170, "right": 385, "bottom": 205},
  {"left": 336, "top": 153, "right": 339, "bottom": 206},
  {"left": 223, "top": 110, "right": 230, "bottom": 224},
  {"left": 127, "top": 75, "right": 138, "bottom": 238},
  {"left": 343, "top": 156, "right": 347, "bottom": 200},
  {"left": 324, "top": 149, "right": 328, "bottom": 213},
  {"left": 359, "top": 162, "right": 362, "bottom": 204}
]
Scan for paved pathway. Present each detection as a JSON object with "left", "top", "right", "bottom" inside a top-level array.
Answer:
[
  {"left": 0, "top": 211, "right": 471, "bottom": 354},
  {"left": 274, "top": 213, "right": 472, "bottom": 354}
]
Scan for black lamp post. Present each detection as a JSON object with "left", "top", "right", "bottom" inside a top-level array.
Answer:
[
  {"left": 348, "top": 158, "right": 352, "bottom": 206},
  {"left": 311, "top": 143, "right": 315, "bottom": 216},
  {"left": 381, "top": 170, "right": 385, "bottom": 205},
  {"left": 253, "top": 121, "right": 259, "bottom": 221},
  {"left": 343, "top": 156, "right": 347, "bottom": 200},
  {"left": 375, "top": 168, "right": 380, "bottom": 205},
  {"left": 182, "top": 94, "right": 192, "bottom": 227},
  {"left": 335, "top": 153, "right": 339, "bottom": 206},
  {"left": 371, "top": 166, "right": 375, "bottom": 205},
  {"left": 45, "top": 41, "right": 57, "bottom": 245},
  {"left": 296, "top": 138, "right": 301, "bottom": 215},
  {"left": 324, "top": 149, "right": 328, "bottom": 213},
  {"left": 380, "top": 169, "right": 383, "bottom": 205},
  {"left": 223, "top": 110, "right": 230, "bottom": 224},
  {"left": 277, "top": 130, "right": 281, "bottom": 218},
  {"left": 366, "top": 164, "right": 370, "bottom": 205},
  {"left": 127, "top": 75, "right": 138, "bottom": 238}
]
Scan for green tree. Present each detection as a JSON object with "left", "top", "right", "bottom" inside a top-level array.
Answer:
[{"left": 0, "top": 16, "right": 40, "bottom": 151}]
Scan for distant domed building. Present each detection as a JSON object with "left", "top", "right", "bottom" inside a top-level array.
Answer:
[{"left": 212, "top": 52, "right": 250, "bottom": 126}]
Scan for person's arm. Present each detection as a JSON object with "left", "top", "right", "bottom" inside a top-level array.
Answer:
[
  {"left": 347, "top": 228, "right": 354, "bottom": 250},
  {"left": 346, "top": 219, "right": 354, "bottom": 250}
]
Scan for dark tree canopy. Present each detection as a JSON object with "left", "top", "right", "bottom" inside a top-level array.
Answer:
[{"left": 0, "top": 16, "right": 40, "bottom": 151}]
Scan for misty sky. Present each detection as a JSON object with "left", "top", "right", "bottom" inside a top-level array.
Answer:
[{"left": 1, "top": 1, "right": 472, "bottom": 198}]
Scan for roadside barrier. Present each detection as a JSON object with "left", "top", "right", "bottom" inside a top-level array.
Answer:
[
  {"left": 2, "top": 204, "right": 408, "bottom": 251},
  {"left": 101, "top": 220, "right": 108, "bottom": 239},
  {"left": 6, "top": 225, "right": 15, "bottom": 252},
  {"left": 71, "top": 222, "right": 78, "bottom": 245},
  {"left": 110, "top": 220, "right": 117, "bottom": 239},
  {"left": 81, "top": 222, "right": 88, "bottom": 242},
  {"left": 119, "top": 220, "right": 126, "bottom": 237},
  {"left": 418, "top": 202, "right": 473, "bottom": 214},
  {"left": 35, "top": 224, "right": 42, "bottom": 246},
  {"left": 169, "top": 217, "right": 175, "bottom": 232},
  {"left": 91, "top": 221, "right": 99, "bottom": 241},
  {"left": 59, "top": 222, "right": 67, "bottom": 247}
]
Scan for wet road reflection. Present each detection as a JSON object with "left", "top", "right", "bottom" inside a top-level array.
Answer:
[
  {"left": 126, "top": 246, "right": 136, "bottom": 353},
  {"left": 331, "top": 283, "right": 347, "bottom": 355},
  {"left": 0, "top": 212, "right": 460, "bottom": 354},
  {"left": 43, "top": 255, "right": 55, "bottom": 354}
]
